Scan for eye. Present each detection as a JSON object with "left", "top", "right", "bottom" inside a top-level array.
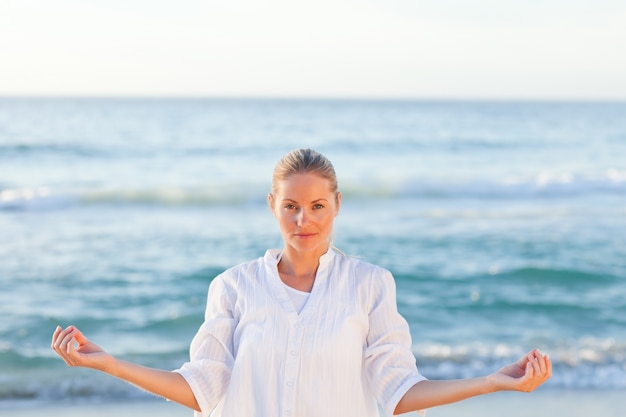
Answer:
[
  {"left": 284, "top": 204, "right": 297, "bottom": 210},
  {"left": 313, "top": 204, "right": 325, "bottom": 210}
]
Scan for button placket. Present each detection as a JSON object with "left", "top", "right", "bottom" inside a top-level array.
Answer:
[{"left": 282, "top": 317, "right": 303, "bottom": 417}]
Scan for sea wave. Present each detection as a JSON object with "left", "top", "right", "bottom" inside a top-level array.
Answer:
[
  {"left": 0, "top": 338, "right": 623, "bottom": 404},
  {"left": 0, "top": 187, "right": 75, "bottom": 211},
  {"left": 0, "top": 143, "right": 119, "bottom": 158},
  {"left": 0, "top": 184, "right": 266, "bottom": 211},
  {"left": 414, "top": 339, "right": 626, "bottom": 389},
  {"left": 489, "top": 267, "right": 621, "bottom": 286},
  {"left": 394, "top": 169, "right": 626, "bottom": 199},
  {"left": 2, "top": 170, "right": 626, "bottom": 211}
]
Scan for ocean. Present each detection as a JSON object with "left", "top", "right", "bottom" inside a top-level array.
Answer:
[{"left": 1, "top": 98, "right": 625, "bottom": 405}]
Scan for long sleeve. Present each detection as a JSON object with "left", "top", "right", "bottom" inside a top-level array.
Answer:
[
  {"left": 364, "top": 267, "right": 427, "bottom": 417},
  {"left": 174, "top": 275, "right": 237, "bottom": 417}
]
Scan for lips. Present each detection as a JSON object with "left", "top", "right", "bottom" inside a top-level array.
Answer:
[{"left": 294, "top": 233, "right": 316, "bottom": 239}]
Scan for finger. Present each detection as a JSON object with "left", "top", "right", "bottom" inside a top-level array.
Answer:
[
  {"left": 60, "top": 328, "right": 78, "bottom": 355},
  {"left": 545, "top": 354, "right": 552, "bottom": 376},
  {"left": 54, "top": 325, "right": 74, "bottom": 342},
  {"left": 64, "top": 331, "right": 77, "bottom": 355},
  {"left": 537, "top": 350, "right": 551, "bottom": 375},
  {"left": 530, "top": 352, "right": 542, "bottom": 375},
  {"left": 72, "top": 327, "right": 89, "bottom": 345},
  {"left": 525, "top": 360, "right": 535, "bottom": 379},
  {"left": 52, "top": 326, "right": 72, "bottom": 352},
  {"left": 526, "top": 351, "right": 541, "bottom": 379},
  {"left": 536, "top": 353, "right": 548, "bottom": 375},
  {"left": 51, "top": 325, "right": 62, "bottom": 349},
  {"left": 53, "top": 337, "right": 72, "bottom": 363},
  {"left": 534, "top": 361, "right": 543, "bottom": 380},
  {"left": 531, "top": 349, "right": 552, "bottom": 378},
  {"left": 517, "top": 351, "right": 532, "bottom": 366},
  {"left": 519, "top": 349, "right": 538, "bottom": 368},
  {"left": 66, "top": 337, "right": 76, "bottom": 355}
]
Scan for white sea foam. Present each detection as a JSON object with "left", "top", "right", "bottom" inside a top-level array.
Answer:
[
  {"left": 2, "top": 169, "right": 625, "bottom": 212},
  {"left": 0, "top": 187, "right": 75, "bottom": 210},
  {"left": 413, "top": 339, "right": 626, "bottom": 389}
]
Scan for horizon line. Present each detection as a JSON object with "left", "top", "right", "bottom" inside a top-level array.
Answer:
[{"left": 1, "top": 94, "right": 625, "bottom": 103}]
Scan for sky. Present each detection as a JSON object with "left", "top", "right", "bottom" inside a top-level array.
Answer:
[{"left": 1, "top": 0, "right": 625, "bottom": 100}]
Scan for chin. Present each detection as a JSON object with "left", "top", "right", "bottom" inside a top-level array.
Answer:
[{"left": 289, "top": 240, "right": 327, "bottom": 254}]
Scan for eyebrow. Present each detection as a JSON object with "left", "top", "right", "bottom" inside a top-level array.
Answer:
[{"left": 281, "top": 198, "right": 329, "bottom": 203}]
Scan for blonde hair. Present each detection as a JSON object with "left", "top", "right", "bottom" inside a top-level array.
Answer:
[{"left": 271, "top": 148, "right": 338, "bottom": 195}]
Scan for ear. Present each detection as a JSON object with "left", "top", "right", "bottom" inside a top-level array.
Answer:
[
  {"left": 267, "top": 193, "right": 275, "bottom": 212},
  {"left": 334, "top": 191, "right": 342, "bottom": 217}
]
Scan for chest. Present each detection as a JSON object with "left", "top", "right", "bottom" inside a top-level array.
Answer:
[{"left": 231, "top": 285, "right": 369, "bottom": 364}]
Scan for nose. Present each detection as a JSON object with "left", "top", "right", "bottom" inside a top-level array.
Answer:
[{"left": 295, "top": 208, "right": 308, "bottom": 226}]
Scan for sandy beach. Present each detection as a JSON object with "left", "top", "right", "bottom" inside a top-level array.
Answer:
[
  {"left": 426, "top": 389, "right": 625, "bottom": 417},
  {"left": 2, "top": 389, "right": 624, "bottom": 417}
]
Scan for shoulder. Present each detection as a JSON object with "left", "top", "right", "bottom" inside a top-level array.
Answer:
[
  {"left": 213, "top": 254, "right": 268, "bottom": 288},
  {"left": 205, "top": 255, "right": 268, "bottom": 310},
  {"left": 330, "top": 252, "right": 397, "bottom": 299},
  {"left": 333, "top": 252, "right": 394, "bottom": 281},
  {"left": 330, "top": 253, "right": 399, "bottom": 313},
  {"left": 221, "top": 256, "right": 265, "bottom": 276},
  {"left": 211, "top": 248, "right": 283, "bottom": 289}
]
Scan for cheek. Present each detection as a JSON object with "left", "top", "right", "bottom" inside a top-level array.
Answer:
[
  {"left": 276, "top": 212, "right": 294, "bottom": 228},
  {"left": 321, "top": 214, "right": 336, "bottom": 229}
]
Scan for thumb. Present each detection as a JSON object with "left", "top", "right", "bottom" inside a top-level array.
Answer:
[
  {"left": 72, "top": 327, "right": 89, "bottom": 345},
  {"left": 518, "top": 349, "right": 537, "bottom": 367}
]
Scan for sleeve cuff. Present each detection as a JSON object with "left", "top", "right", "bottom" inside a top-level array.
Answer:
[
  {"left": 386, "top": 375, "right": 428, "bottom": 417},
  {"left": 172, "top": 366, "right": 212, "bottom": 417}
]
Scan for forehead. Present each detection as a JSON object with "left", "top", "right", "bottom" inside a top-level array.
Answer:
[{"left": 275, "top": 173, "right": 334, "bottom": 198}]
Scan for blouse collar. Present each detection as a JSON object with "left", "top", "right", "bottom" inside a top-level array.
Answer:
[{"left": 265, "top": 247, "right": 337, "bottom": 267}]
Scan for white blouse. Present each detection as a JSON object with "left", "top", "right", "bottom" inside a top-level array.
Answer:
[
  {"left": 174, "top": 249, "right": 426, "bottom": 417},
  {"left": 282, "top": 283, "right": 310, "bottom": 314}
]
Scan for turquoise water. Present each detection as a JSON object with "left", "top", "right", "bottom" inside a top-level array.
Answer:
[{"left": 1, "top": 98, "right": 625, "bottom": 403}]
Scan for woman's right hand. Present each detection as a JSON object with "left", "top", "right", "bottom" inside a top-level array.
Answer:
[
  {"left": 50, "top": 325, "right": 200, "bottom": 411},
  {"left": 51, "top": 325, "right": 114, "bottom": 371}
]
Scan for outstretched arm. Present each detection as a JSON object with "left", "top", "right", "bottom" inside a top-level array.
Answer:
[
  {"left": 394, "top": 349, "right": 551, "bottom": 415},
  {"left": 51, "top": 325, "right": 200, "bottom": 412}
]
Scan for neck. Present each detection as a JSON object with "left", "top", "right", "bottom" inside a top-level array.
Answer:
[{"left": 278, "top": 246, "right": 329, "bottom": 292}]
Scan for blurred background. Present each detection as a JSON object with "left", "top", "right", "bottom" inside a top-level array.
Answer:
[{"left": 1, "top": 0, "right": 625, "bottom": 410}]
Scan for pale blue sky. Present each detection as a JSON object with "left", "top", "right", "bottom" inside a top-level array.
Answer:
[{"left": 1, "top": 0, "right": 625, "bottom": 99}]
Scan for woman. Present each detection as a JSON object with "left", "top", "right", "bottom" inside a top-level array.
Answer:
[{"left": 52, "top": 148, "right": 551, "bottom": 416}]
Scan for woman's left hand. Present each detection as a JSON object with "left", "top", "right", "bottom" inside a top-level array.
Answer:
[
  {"left": 487, "top": 349, "right": 552, "bottom": 392},
  {"left": 51, "top": 325, "right": 113, "bottom": 371}
]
